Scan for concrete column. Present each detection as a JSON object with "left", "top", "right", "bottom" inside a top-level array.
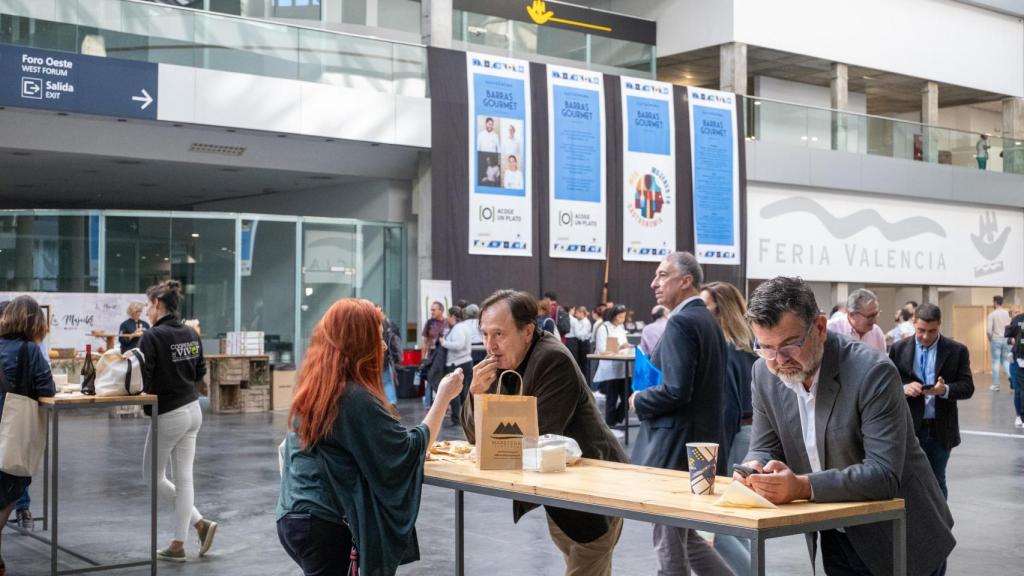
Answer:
[
  {"left": 831, "top": 283, "right": 849, "bottom": 311},
  {"left": 14, "top": 217, "right": 33, "bottom": 292},
  {"left": 719, "top": 42, "right": 747, "bottom": 95},
  {"left": 830, "top": 63, "right": 848, "bottom": 151},
  {"left": 1005, "top": 287, "right": 1024, "bottom": 307},
  {"left": 413, "top": 150, "right": 432, "bottom": 294},
  {"left": 421, "top": 0, "right": 453, "bottom": 48},
  {"left": 1002, "top": 97, "right": 1024, "bottom": 174},
  {"left": 925, "top": 286, "right": 940, "bottom": 305},
  {"left": 922, "top": 81, "right": 939, "bottom": 162}
]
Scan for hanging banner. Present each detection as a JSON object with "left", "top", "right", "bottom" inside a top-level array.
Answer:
[
  {"left": 622, "top": 77, "right": 675, "bottom": 261},
  {"left": 547, "top": 64, "right": 606, "bottom": 260},
  {"left": 467, "top": 52, "right": 532, "bottom": 256},
  {"left": 688, "top": 87, "right": 740, "bottom": 265}
]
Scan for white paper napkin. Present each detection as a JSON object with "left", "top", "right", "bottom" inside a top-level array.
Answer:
[{"left": 712, "top": 480, "right": 777, "bottom": 509}]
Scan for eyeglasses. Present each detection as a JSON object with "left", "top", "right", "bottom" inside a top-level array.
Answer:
[
  {"left": 851, "top": 310, "right": 880, "bottom": 321},
  {"left": 753, "top": 326, "right": 813, "bottom": 361}
]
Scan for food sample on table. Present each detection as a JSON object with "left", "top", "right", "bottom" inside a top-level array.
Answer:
[{"left": 428, "top": 441, "right": 475, "bottom": 461}]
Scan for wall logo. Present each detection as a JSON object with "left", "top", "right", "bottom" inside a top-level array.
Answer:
[
  {"left": 21, "top": 77, "right": 42, "bottom": 99},
  {"left": 526, "top": 1, "right": 612, "bottom": 33},
  {"left": 691, "top": 91, "right": 733, "bottom": 105},
  {"left": 558, "top": 211, "right": 572, "bottom": 227},
  {"left": 625, "top": 81, "right": 670, "bottom": 95},
  {"left": 479, "top": 205, "right": 495, "bottom": 222},
  {"left": 760, "top": 197, "right": 946, "bottom": 241},
  {"left": 972, "top": 211, "right": 1010, "bottom": 278},
  {"left": 550, "top": 70, "right": 600, "bottom": 84},
  {"left": 471, "top": 58, "right": 525, "bottom": 73},
  {"left": 632, "top": 173, "right": 664, "bottom": 220}
]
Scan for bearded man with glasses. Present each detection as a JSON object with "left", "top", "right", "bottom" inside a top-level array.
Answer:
[{"left": 736, "top": 276, "right": 954, "bottom": 576}]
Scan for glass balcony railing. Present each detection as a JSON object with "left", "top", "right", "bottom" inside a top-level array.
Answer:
[
  {"left": 0, "top": 0, "right": 427, "bottom": 97},
  {"left": 745, "top": 97, "right": 1024, "bottom": 175}
]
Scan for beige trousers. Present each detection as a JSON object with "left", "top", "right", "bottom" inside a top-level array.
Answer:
[{"left": 545, "top": 513, "right": 623, "bottom": 576}]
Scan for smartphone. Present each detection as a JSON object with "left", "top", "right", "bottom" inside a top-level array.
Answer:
[
  {"left": 733, "top": 464, "right": 760, "bottom": 478},
  {"left": 922, "top": 381, "right": 935, "bottom": 389}
]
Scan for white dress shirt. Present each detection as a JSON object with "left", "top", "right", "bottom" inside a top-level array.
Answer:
[
  {"left": 503, "top": 168, "right": 523, "bottom": 189},
  {"left": 780, "top": 370, "right": 823, "bottom": 474},
  {"left": 441, "top": 321, "right": 473, "bottom": 366}
]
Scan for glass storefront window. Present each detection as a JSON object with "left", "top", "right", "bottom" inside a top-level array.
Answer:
[
  {"left": 590, "top": 35, "right": 653, "bottom": 74},
  {"left": 4, "top": 210, "right": 403, "bottom": 364},
  {"left": 241, "top": 219, "right": 297, "bottom": 364},
  {"left": 300, "top": 221, "right": 358, "bottom": 352},
  {"left": 513, "top": 20, "right": 586, "bottom": 63},
  {"left": 0, "top": 213, "right": 99, "bottom": 292}
]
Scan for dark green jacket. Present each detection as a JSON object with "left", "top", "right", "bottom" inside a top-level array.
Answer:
[
  {"left": 278, "top": 385, "right": 427, "bottom": 576},
  {"left": 462, "top": 331, "right": 627, "bottom": 543}
]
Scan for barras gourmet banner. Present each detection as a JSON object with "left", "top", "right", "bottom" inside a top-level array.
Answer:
[
  {"left": 689, "top": 87, "right": 740, "bottom": 266},
  {"left": 548, "top": 64, "right": 606, "bottom": 260},
  {"left": 622, "top": 76, "right": 676, "bottom": 262},
  {"left": 467, "top": 52, "right": 532, "bottom": 256}
]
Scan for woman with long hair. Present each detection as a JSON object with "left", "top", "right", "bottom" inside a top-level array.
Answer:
[
  {"left": 700, "top": 281, "right": 757, "bottom": 575},
  {"left": 278, "top": 299, "right": 463, "bottom": 575},
  {"left": 0, "top": 296, "right": 56, "bottom": 575},
  {"left": 138, "top": 280, "right": 217, "bottom": 562}
]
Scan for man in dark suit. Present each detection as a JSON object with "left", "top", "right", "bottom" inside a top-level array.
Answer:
[
  {"left": 738, "top": 277, "right": 954, "bottom": 576},
  {"left": 888, "top": 303, "right": 974, "bottom": 499},
  {"left": 629, "top": 252, "right": 729, "bottom": 575}
]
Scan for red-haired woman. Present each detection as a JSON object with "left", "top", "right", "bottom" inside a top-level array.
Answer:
[{"left": 277, "top": 299, "right": 463, "bottom": 576}]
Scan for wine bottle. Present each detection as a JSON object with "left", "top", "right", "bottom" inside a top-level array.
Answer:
[{"left": 81, "top": 344, "right": 96, "bottom": 396}]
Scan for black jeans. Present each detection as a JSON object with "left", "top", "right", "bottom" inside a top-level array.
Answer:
[
  {"left": 600, "top": 378, "right": 627, "bottom": 427},
  {"left": 277, "top": 512, "right": 352, "bottom": 576},
  {"left": 445, "top": 361, "right": 474, "bottom": 424},
  {"left": 820, "top": 529, "right": 947, "bottom": 576}
]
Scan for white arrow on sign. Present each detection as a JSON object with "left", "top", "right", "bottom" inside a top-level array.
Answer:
[{"left": 131, "top": 89, "right": 153, "bottom": 110}]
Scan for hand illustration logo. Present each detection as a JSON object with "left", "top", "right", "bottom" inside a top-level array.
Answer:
[
  {"left": 527, "top": 1, "right": 554, "bottom": 25},
  {"left": 970, "top": 211, "right": 1010, "bottom": 261}
]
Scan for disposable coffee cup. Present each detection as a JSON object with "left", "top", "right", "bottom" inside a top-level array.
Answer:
[{"left": 686, "top": 442, "right": 719, "bottom": 495}]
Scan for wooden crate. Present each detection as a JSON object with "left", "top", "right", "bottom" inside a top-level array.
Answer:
[
  {"left": 241, "top": 387, "right": 270, "bottom": 413},
  {"left": 207, "top": 355, "right": 271, "bottom": 413}
]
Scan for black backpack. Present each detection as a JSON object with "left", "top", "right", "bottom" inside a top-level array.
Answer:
[{"left": 554, "top": 305, "right": 571, "bottom": 338}]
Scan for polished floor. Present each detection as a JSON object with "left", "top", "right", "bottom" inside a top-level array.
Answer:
[{"left": 1, "top": 373, "right": 1021, "bottom": 575}]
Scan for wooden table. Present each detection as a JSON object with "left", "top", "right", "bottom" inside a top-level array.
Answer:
[
  {"left": 587, "top": 351, "right": 637, "bottom": 444},
  {"left": 425, "top": 457, "right": 905, "bottom": 576},
  {"left": 23, "top": 394, "right": 160, "bottom": 576},
  {"left": 89, "top": 332, "right": 118, "bottom": 351}
]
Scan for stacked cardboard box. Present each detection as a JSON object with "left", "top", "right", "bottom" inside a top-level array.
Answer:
[{"left": 225, "top": 331, "right": 265, "bottom": 355}]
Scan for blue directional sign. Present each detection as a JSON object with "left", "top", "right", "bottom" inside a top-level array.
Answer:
[{"left": 0, "top": 43, "right": 158, "bottom": 120}]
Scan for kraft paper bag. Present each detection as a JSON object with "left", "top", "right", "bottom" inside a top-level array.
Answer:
[{"left": 474, "top": 371, "right": 539, "bottom": 470}]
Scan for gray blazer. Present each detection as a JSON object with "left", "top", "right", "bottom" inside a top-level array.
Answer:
[
  {"left": 746, "top": 332, "right": 954, "bottom": 576},
  {"left": 631, "top": 297, "right": 727, "bottom": 472}
]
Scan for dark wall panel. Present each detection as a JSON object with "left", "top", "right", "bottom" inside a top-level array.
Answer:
[{"left": 429, "top": 47, "right": 747, "bottom": 311}]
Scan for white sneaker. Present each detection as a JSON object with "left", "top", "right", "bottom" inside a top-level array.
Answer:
[
  {"left": 990, "top": 385, "right": 1001, "bottom": 391},
  {"left": 611, "top": 429, "right": 625, "bottom": 440},
  {"left": 1014, "top": 416, "right": 1024, "bottom": 429}
]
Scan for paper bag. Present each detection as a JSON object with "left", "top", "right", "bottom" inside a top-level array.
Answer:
[{"left": 474, "top": 371, "right": 539, "bottom": 470}]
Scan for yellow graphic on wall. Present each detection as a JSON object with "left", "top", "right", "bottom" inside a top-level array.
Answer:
[{"left": 526, "top": 1, "right": 612, "bottom": 33}]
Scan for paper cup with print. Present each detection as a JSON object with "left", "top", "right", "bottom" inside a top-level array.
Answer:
[{"left": 686, "top": 442, "right": 719, "bottom": 495}]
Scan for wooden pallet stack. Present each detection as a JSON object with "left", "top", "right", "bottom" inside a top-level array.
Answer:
[{"left": 208, "top": 355, "right": 271, "bottom": 414}]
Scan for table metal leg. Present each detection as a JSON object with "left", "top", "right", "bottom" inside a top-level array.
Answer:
[
  {"left": 893, "top": 512, "right": 906, "bottom": 575},
  {"left": 43, "top": 409, "right": 49, "bottom": 532},
  {"left": 455, "top": 490, "right": 464, "bottom": 576},
  {"left": 749, "top": 534, "right": 765, "bottom": 576},
  {"left": 151, "top": 405, "right": 158, "bottom": 575},
  {"left": 51, "top": 408, "right": 59, "bottom": 576},
  {"left": 622, "top": 376, "right": 631, "bottom": 445}
]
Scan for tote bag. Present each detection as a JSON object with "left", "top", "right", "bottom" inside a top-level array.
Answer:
[
  {"left": 95, "top": 348, "right": 145, "bottom": 397},
  {"left": 0, "top": 343, "right": 48, "bottom": 477}
]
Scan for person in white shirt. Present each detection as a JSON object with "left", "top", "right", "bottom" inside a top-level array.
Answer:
[
  {"left": 885, "top": 308, "right": 915, "bottom": 349},
  {"left": 987, "top": 295, "right": 1012, "bottom": 391},
  {"left": 477, "top": 117, "right": 500, "bottom": 152},
  {"left": 441, "top": 306, "right": 474, "bottom": 425},
  {"left": 593, "top": 305, "right": 631, "bottom": 428},
  {"left": 567, "top": 306, "right": 592, "bottom": 372},
  {"left": 501, "top": 123, "right": 522, "bottom": 159},
  {"left": 503, "top": 155, "right": 523, "bottom": 189}
]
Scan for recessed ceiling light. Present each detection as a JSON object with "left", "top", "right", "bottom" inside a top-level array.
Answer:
[
  {"left": 753, "top": 101, "right": 761, "bottom": 106},
  {"left": 117, "top": 118, "right": 127, "bottom": 123},
  {"left": 191, "top": 233, "right": 200, "bottom": 238}
]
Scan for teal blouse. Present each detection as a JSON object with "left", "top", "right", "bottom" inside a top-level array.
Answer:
[{"left": 278, "top": 384, "right": 428, "bottom": 576}]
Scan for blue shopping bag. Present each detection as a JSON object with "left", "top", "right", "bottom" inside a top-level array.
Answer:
[{"left": 632, "top": 346, "right": 662, "bottom": 392}]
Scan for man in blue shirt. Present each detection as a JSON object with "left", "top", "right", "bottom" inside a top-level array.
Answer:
[{"left": 889, "top": 303, "right": 975, "bottom": 499}]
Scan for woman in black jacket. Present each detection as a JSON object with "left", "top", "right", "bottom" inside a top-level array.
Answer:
[{"left": 138, "top": 280, "right": 217, "bottom": 562}]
